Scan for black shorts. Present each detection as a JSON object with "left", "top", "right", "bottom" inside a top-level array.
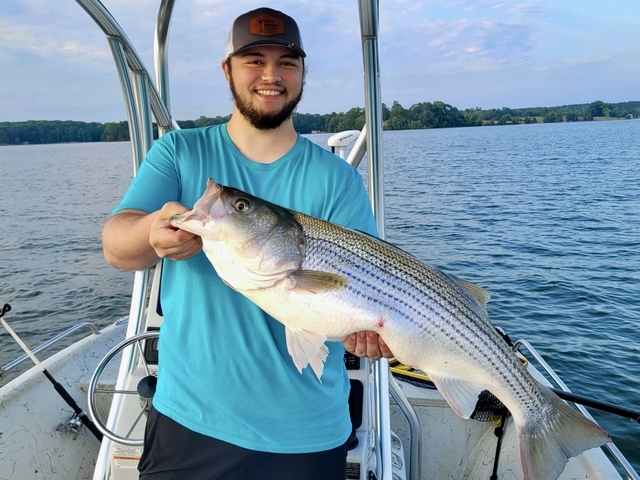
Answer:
[{"left": 138, "top": 406, "right": 348, "bottom": 480}]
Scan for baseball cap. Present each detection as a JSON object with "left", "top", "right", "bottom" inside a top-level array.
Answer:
[{"left": 226, "top": 7, "right": 306, "bottom": 58}]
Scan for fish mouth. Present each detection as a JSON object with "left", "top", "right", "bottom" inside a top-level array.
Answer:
[
  {"left": 169, "top": 178, "right": 228, "bottom": 231},
  {"left": 169, "top": 211, "right": 210, "bottom": 229}
]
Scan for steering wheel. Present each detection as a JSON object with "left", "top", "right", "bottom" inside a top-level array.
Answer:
[{"left": 87, "top": 330, "right": 159, "bottom": 446}]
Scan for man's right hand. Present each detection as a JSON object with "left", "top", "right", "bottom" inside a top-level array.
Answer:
[
  {"left": 102, "top": 202, "right": 203, "bottom": 271},
  {"left": 149, "top": 202, "right": 203, "bottom": 261}
]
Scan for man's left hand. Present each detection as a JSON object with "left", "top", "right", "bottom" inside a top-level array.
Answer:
[{"left": 343, "top": 331, "right": 394, "bottom": 360}]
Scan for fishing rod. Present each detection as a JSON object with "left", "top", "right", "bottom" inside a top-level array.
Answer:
[
  {"left": 550, "top": 387, "right": 640, "bottom": 424},
  {"left": 508, "top": 337, "right": 640, "bottom": 424},
  {"left": 0, "top": 303, "right": 103, "bottom": 441},
  {"left": 390, "top": 358, "right": 640, "bottom": 424}
]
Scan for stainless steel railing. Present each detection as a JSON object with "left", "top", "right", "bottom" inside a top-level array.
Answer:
[{"left": 1, "top": 320, "right": 109, "bottom": 375}]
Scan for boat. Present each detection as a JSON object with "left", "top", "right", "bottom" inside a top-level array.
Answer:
[{"left": 1, "top": 1, "right": 638, "bottom": 479}]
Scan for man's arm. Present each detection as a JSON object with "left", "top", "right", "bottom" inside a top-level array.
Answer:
[{"left": 102, "top": 202, "right": 202, "bottom": 271}]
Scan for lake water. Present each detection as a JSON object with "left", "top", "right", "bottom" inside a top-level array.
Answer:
[{"left": 1, "top": 120, "right": 639, "bottom": 473}]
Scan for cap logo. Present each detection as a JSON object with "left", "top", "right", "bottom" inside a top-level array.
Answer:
[{"left": 249, "top": 14, "right": 285, "bottom": 36}]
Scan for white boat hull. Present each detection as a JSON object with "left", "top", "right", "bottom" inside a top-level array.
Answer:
[
  {"left": 0, "top": 321, "right": 630, "bottom": 480},
  {"left": 390, "top": 378, "right": 623, "bottom": 480},
  {"left": 0, "top": 321, "right": 126, "bottom": 480}
]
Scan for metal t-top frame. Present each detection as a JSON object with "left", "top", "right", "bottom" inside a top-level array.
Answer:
[{"left": 73, "top": 1, "right": 421, "bottom": 479}]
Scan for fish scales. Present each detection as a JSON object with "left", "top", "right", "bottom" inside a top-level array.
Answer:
[
  {"left": 297, "top": 210, "right": 550, "bottom": 421},
  {"left": 170, "top": 179, "right": 611, "bottom": 480},
  {"left": 310, "top": 212, "right": 558, "bottom": 418},
  {"left": 298, "top": 214, "right": 471, "bottom": 320},
  {"left": 298, "top": 212, "right": 502, "bottom": 358}
]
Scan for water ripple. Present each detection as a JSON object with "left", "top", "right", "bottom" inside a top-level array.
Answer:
[{"left": 2, "top": 123, "right": 639, "bottom": 472}]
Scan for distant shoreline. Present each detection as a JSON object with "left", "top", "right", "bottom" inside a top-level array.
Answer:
[{"left": 1, "top": 99, "right": 638, "bottom": 146}]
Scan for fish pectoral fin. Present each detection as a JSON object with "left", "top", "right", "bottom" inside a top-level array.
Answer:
[
  {"left": 285, "top": 326, "right": 329, "bottom": 382},
  {"left": 429, "top": 374, "right": 487, "bottom": 419},
  {"left": 290, "top": 270, "right": 349, "bottom": 294}
]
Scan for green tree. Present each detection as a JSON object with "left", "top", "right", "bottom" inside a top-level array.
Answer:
[
  {"left": 293, "top": 113, "right": 330, "bottom": 133},
  {"left": 587, "top": 101, "right": 611, "bottom": 118},
  {"left": 102, "top": 121, "right": 129, "bottom": 141},
  {"left": 385, "top": 101, "right": 409, "bottom": 130},
  {"left": 543, "top": 111, "right": 563, "bottom": 123}
]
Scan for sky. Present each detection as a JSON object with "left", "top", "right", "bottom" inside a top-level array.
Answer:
[{"left": 2, "top": 0, "right": 640, "bottom": 122}]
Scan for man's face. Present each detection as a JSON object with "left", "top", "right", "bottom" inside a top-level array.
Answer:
[{"left": 224, "top": 45, "right": 305, "bottom": 130}]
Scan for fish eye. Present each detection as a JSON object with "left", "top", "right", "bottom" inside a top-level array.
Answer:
[{"left": 234, "top": 198, "right": 251, "bottom": 212}]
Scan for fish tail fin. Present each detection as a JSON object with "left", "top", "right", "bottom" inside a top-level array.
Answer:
[{"left": 518, "top": 391, "right": 610, "bottom": 480}]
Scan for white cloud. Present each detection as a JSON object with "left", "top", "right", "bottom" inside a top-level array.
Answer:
[
  {"left": 1, "top": 0, "right": 640, "bottom": 121},
  {"left": 0, "top": 22, "right": 32, "bottom": 47}
]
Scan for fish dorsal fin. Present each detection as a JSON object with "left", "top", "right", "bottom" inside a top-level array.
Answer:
[
  {"left": 429, "top": 373, "right": 487, "bottom": 419},
  {"left": 290, "top": 270, "right": 349, "bottom": 294},
  {"left": 449, "top": 274, "right": 491, "bottom": 314},
  {"left": 285, "top": 326, "right": 329, "bottom": 382}
]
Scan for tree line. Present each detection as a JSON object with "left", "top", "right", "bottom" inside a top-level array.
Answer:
[{"left": 1, "top": 100, "right": 638, "bottom": 145}]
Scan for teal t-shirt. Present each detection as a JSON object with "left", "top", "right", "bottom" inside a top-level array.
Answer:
[{"left": 114, "top": 124, "right": 378, "bottom": 453}]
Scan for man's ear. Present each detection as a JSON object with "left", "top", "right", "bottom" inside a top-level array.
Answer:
[{"left": 221, "top": 59, "right": 231, "bottom": 82}]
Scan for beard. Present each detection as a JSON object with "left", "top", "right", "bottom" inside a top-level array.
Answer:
[{"left": 229, "top": 72, "right": 304, "bottom": 130}]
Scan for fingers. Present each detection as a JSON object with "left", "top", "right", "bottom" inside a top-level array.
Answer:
[
  {"left": 149, "top": 202, "right": 203, "bottom": 261},
  {"left": 343, "top": 331, "right": 393, "bottom": 360},
  {"left": 155, "top": 230, "right": 203, "bottom": 261},
  {"left": 377, "top": 335, "right": 394, "bottom": 358},
  {"left": 343, "top": 333, "right": 359, "bottom": 355}
]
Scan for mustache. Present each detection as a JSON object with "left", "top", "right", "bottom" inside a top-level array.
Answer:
[{"left": 229, "top": 78, "right": 304, "bottom": 130}]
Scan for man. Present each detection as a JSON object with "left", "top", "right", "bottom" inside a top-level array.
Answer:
[{"left": 102, "top": 7, "right": 392, "bottom": 479}]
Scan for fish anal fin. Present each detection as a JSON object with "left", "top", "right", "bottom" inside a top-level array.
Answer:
[
  {"left": 429, "top": 374, "right": 487, "bottom": 419},
  {"left": 291, "top": 270, "right": 348, "bottom": 294},
  {"left": 284, "top": 326, "right": 329, "bottom": 382}
]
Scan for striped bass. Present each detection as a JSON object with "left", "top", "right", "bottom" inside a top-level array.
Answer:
[{"left": 170, "top": 179, "right": 610, "bottom": 480}]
